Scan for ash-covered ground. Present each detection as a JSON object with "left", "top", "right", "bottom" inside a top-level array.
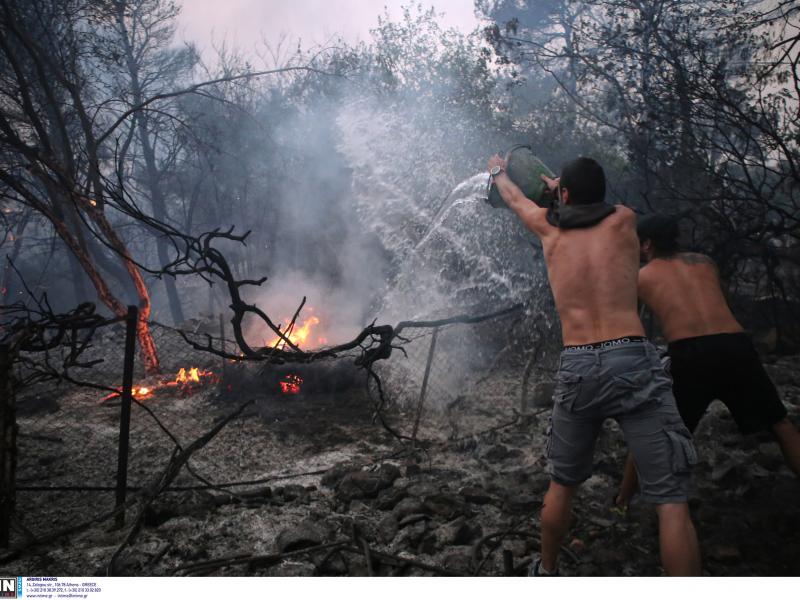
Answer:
[{"left": 3, "top": 355, "right": 799, "bottom": 576}]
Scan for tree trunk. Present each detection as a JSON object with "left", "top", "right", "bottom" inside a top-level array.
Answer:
[
  {"left": 1, "top": 210, "right": 30, "bottom": 304},
  {"left": 67, "top": 249, "right": 91, "bottom": 305},
  {"left": 137, "top": 123, "right": 185, "bottom": 325},
  {"left": 116, "top": 1, "right": 185, "bottom": 326},
  {"left": 87, "top": 207, "right": 160, "bottom": 374}
]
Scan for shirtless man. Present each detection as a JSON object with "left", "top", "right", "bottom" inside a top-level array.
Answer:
[
  {"left": 616, "top": 215, "right": 800, "bottom": 507},
  {"left": 488, "top": 156, "right": 701, "bottom": 576}
]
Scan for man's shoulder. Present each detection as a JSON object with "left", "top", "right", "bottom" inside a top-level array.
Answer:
[
  {"left": 638, "top": 261, "right": 658, "bottom": 285},
  {"left": 603, "top": 204, "right": 636, "bottom": 225},
  {"left": 676, "top": 252, "right": 716, "bottom": 267},
  {"left": 612, "top": 204, "right": 636, "bottom": 218}
]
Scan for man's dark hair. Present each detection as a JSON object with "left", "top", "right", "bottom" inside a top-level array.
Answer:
[
  {"left": 559, "top": 157, "right": 606, "bottom": 205},
  {"left": 637, "top": 214, "right": 680, "bottom": 256}
]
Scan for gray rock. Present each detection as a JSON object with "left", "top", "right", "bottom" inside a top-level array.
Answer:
[
  {"left": 711, "top": 461, "right": 739, "bottom": 482},
  {"left": 393, "top": 497, "right": 425, "bottom": 520},
  {"left": 405, "top": 463, "right": 423, "bottom": 477},
  {"left": 763, "top": 359, "right": 800, "bottom": 386},
  {"left": 422, "top": 492, "right": 466, "bottom": 519},
  {"left": 315, "top": 551, "right": 348, "bottom": 575},
  {"left": 435, "top": 517, "right": 482, "bottom": 546},
  {"left": 480, "top": 443, "right": 510, "bottom": 462},
  {"left": 441, "top": 546, "right": 473, "bottom": 573},
  {"left": 594, "top": 547, "right": 622, "bottom": 565},
  {"left": 418, "top": 531, "right": 439, "bottom": 555},
  {"left": 588, "top": 516, "right": 614, "bottom": 528},
  {"left": 392, "top": 521, "right": 427, "bottom": 551},
  {"left": 398, "top": 513, "right": 429, "bottom": 528},
  {"left": 276, "top": 521, "right": 324, "bottom": 553},
  {"left": 336, "top": 471, "right": 390, "bottom": 501},
  {"left": 321, "top": 461, "right": 360, "bottom": 488},
  {"left": 377, "top": 514, "right": 399, "bottom": 544},
  {"left": 504, "top": 539, "right": 528, "bottom": 558},
  {"left": 406, "top": 481, "right": 439, "bottom": 497},
  {"left": 376, "top": 486, "right": 408, "bottom": 511},
  {"left": 505, "top": 494, "right": 539, "bottom": 513},
  {"left": 276, "top": 484, "right": 308, "bottom": 502},
  {"left": 458, "top": 486, "right": 493, "bottom": 505},
  {"left": 378, "top": 463, "right": 402, "bottom": 487}
]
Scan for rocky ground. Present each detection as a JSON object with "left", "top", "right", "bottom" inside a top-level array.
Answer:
[{"left": 3, "top": 355, "right": 799, "bottom": 577}]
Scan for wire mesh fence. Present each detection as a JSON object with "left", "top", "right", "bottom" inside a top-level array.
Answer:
[
  {"left": 5, "top": 305, "right": 521, "bottom": 545},
  {"left": 377, "top": 318, "right": 508, "bottom": 412},
  {"left": 9, "top": 311, "right": 241, "bottom": 538}
]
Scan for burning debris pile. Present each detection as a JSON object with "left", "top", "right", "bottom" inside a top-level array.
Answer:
[
  {"left": 99, "top": 367, "right": 220, "bottom": 403},
  {"left": 279, "top": 374, "right": 303, "bottom": 395},
  {"left": 265, "top": 314, "right": 326, "bottom": 350}
]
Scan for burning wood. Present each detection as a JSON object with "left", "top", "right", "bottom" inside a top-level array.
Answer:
[
  {"left": 279, "top": 374, "right": 303, "bottom": 395},
  {"left": 164, "top": 366, "right": 220, "bottom": 395},
  {"left": 266, "top": 313, "right": 327, "bottom": 350},
  {"left": 99, "top": 366, "right": 219, "bottom": 402},
  {"left": 100, "top": 385, "right": 154, "bottom": 402}
]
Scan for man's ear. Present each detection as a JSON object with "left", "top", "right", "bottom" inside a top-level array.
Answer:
[
  {"left": 641, "top": 240, "right": 652, "bottom": 254},
  {"left": 560, "top": 186, "right": 570, "bottom": 205}
]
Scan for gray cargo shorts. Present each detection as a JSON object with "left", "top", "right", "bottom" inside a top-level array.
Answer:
[{"left": 546, "top": 340, "right": 697, "bottom": 504}]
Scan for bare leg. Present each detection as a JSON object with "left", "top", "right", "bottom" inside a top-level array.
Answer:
[
  {"left": 540, "top": 481, "right": 578, "bottom": 572},
  {"left": 655, "top": 503, "right": 702, "bottom": 576},
  {"left": 772, "top": 417, "right": 800, "bottom": 477},
  {"left": 616, "top": 452, "right": 638, "bottom": 508}
]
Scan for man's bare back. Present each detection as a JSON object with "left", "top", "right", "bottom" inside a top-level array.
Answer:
[
  {"left": 638, "top": 252, "right": 743, "bottom": 342},
  {"left": 541, "top": 208, "right": 644, "bottom": 345},
  {"left": 487, "top": 156, "right": 644, "bottom": 345}
]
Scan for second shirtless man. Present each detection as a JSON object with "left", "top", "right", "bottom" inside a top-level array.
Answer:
[
  {"left": 616, "top": 215, "right": 800, "bottom": 508},
  {"left": 488, "top": 155, "right": 701, "bottom": 576}
]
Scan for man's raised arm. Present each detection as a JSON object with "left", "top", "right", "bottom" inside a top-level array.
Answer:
[{"left": 487, "top": 154, "right": 552, "bottom": 238}]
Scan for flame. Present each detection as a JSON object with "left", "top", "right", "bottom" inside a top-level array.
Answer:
[
  {"left": 267, "top": 315, "right": 322, "bottom": 350},
  {"left": 279, "top": 374, "right": 303, "bottom": 394},
  {"left": 175, "top": 367, "right": 202, "bottom": 383},
  {"left": 100, "top": 367, "right": 218, "bottom": 402},
  {"left": 166, "top": 367, "right": 218, "bottom": 390},
  {"left": 100, "top": 385, "right": 153, "bottom": 402}
]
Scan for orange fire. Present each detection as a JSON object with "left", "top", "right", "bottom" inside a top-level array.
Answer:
[
  {"left": 176, "top": 367, "right": 201, "bottom": 383},
  {"left": 100, "top": 385, "right": 153, "bottom": 403},
  {"left": 279, "top": 374, "right": 303, "bottom": 394},
  {"left": 266, "top": 314, "right": 326, "bottom": 350},
  {"left": 165, "top": 366, "right": 218, "bottom": 391},
  {"left": 100, "top": 367, "right": 218, "bottom": 402}
]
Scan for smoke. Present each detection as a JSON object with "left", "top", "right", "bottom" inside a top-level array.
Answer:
[{"left": 5, "top": 5, "right": 559, "bottom": 407}]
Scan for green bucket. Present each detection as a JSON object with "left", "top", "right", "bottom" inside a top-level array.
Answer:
[{"left": 486, "top": 145, "right": 555, "bottom": 209}]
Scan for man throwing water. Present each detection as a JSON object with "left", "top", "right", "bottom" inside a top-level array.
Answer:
[{"left": 488, "top": 155, "right": 701, "bottom": 576}]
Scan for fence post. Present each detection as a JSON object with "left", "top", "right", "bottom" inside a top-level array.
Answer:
[
  {"left": 219, "top": 313, "right": 226, "bottom": 378},
  {"left": 412, "top": 327, "right": 439, "bottom": 445},
  {"left": 115, "top": 305, "right": 138, "bottom": 528},
  {"left": 0, "top": 343, "right": 17, "bottom": 547}
]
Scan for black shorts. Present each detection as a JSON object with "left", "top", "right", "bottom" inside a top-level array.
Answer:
[{"left": 667, "top": 332, "right": 787, "bottom": 434}]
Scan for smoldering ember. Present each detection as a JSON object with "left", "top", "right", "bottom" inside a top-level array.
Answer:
[{"left": 1, "top": 0, "right": 798, "bottom": 579}]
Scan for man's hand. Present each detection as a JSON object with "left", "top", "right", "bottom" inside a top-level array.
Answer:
[
  {"left": 488, "top": 154, "right": 507, "bottom": 172},
  {"left": 541, "top": 174, "right": 560, "bottom": 193}
]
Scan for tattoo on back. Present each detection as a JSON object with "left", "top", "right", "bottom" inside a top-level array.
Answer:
[{"left": 678, "top": 252, "right": 715, "bottom": 266}]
